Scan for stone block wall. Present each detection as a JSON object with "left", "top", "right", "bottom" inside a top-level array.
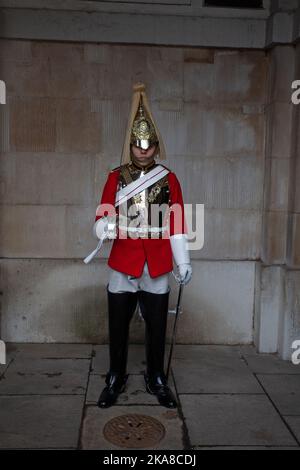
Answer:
[{"left": 0, "top": 38, "right": 299, "bottom": 358}]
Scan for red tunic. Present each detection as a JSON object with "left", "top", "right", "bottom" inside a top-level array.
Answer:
[{"left": 95, "top": 165, "right": 187, "bottom": 278}]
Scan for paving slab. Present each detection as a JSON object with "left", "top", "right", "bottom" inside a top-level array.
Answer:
[
  {"left": 0, "top": 395, "right": 84, "bottom": 449},
  {"left": 1, "top": 343, "right": 300, "bottom": 450},
  {"left": 86, "top": 373, "right": 177, "bottom": 406},
  {"left": 173, "top": 345, "right": 263, "bottom": 393},
  {"left": 240, "top": 346, "right": 300, "bottom": 374},
  {"left": 81, "top": 405, "right": 184, "bottom": 450},
  {"left": 91, "top": 344, "right": 147, "bottom": 375},
  {"left": 0, "top": 358, "right": 90, "bottom": 395},
  {"left": 6, "top": 342, "right": 93, "bottom": 359},
  {"left": 0, "top": 342, "right": 21, "bottom": 376},
  {"left": 284, "top": 417, "right": 300, "bottom": 443},
  {"left": 256, "top": 374, "right": 300, "bottom": 415},
  {"left": 176, "top": 345, "right": 248, "bottom": 358},
  {"left": 0, "top": 354, "right": 14, "bottom": 377},
  {"left": 180, "top": 394, "right": 297, "bottom": 447}
]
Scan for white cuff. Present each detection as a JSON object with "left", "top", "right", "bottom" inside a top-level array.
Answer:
[{"left": 170, "top": 233, "right": 190, "bottom": 266}]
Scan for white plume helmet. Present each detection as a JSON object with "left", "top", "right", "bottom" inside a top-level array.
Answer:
[{"left": 120, "top": 82, "right": 167, "bottom": 165}]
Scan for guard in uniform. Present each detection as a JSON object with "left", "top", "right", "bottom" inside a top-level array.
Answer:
[{"left": 93, "top": 83, "right": 192, "bottom": 409}]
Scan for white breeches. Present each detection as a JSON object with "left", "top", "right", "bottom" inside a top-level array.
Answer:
[{"left": 108, "top": 261, "right": 170, "bottom": 294}]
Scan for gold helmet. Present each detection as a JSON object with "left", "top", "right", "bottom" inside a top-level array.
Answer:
[
  {"left": 120, "top": 82, "right": 167, "bottom": 165},
  {"left": 130, "top": 95, "right": 158, "bottom": 150}
]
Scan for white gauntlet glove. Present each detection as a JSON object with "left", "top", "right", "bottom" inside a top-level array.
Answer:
[
  {"left": 93, "top": 217, "right": 108, "bottom": 240},
  {"left": 170, "top": 234, "right": 192, "bottom": 285},
  {"left": 93, "top": 216, "right": 116, "bottom": 240}
]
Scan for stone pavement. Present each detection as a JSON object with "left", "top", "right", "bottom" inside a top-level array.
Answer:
[{"left": 0, "top": 343, "right": 300, "bottom": 450}]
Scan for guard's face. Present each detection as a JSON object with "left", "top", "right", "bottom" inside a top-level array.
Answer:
[{"left": 131, "top": 143, "right": 158, "bottom": 165}]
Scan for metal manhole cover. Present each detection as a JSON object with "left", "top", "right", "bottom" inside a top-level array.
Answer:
[{"left": 103, "top": 414, "right": 165, "bottom": 448}]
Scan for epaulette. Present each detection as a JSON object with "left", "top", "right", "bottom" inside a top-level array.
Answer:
[
  {"left": 109, "top": 165, "right": 121, "bottom": 173},
  {"left": 159, "top": 163, "right": 171, "bottom": 172}
]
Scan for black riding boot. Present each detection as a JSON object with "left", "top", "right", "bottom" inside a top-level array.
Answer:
[
  {"left": 97, "top": 286, "right": 138, "bottom": 408},
  {"left": 138, "top": 289, "right": 177, "bottom": 409}
]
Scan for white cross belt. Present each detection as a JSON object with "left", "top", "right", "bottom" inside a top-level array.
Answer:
[{"left": 115, "top": 165, "right": 169, "bottom": 207}]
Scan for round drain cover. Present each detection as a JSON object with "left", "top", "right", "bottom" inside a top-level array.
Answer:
[{"left": 103, "top": 413, "right": 165, "bottom": 448}]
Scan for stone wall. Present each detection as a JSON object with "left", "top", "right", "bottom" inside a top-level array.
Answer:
[
  {"left": 0, "top": 40, "right": 269, "bottom": 344},
  {"left": 256, "top": 43, "right": 300, "bottom": 359}
]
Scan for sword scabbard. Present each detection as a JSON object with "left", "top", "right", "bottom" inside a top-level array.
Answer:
[{"left": 166, "top": 282, "right": 184, "bottom": 381}]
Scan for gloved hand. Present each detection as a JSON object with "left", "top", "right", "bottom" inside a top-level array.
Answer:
[
  {"left": 178, "top": 263, "right": 192, "bottom": 285},
  {"left": 170, "top": 234, "right": 192, "bottom": 285},
  {"left": 93, "top": 217, "right": 108, "bottom": 240},
  {"left": 93, "top": 216, "right": 117, "bottom": 240}
]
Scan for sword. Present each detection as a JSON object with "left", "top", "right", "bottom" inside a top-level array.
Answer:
[{"left": 166, "top": 276, "right": 184, "bottom": 381}]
